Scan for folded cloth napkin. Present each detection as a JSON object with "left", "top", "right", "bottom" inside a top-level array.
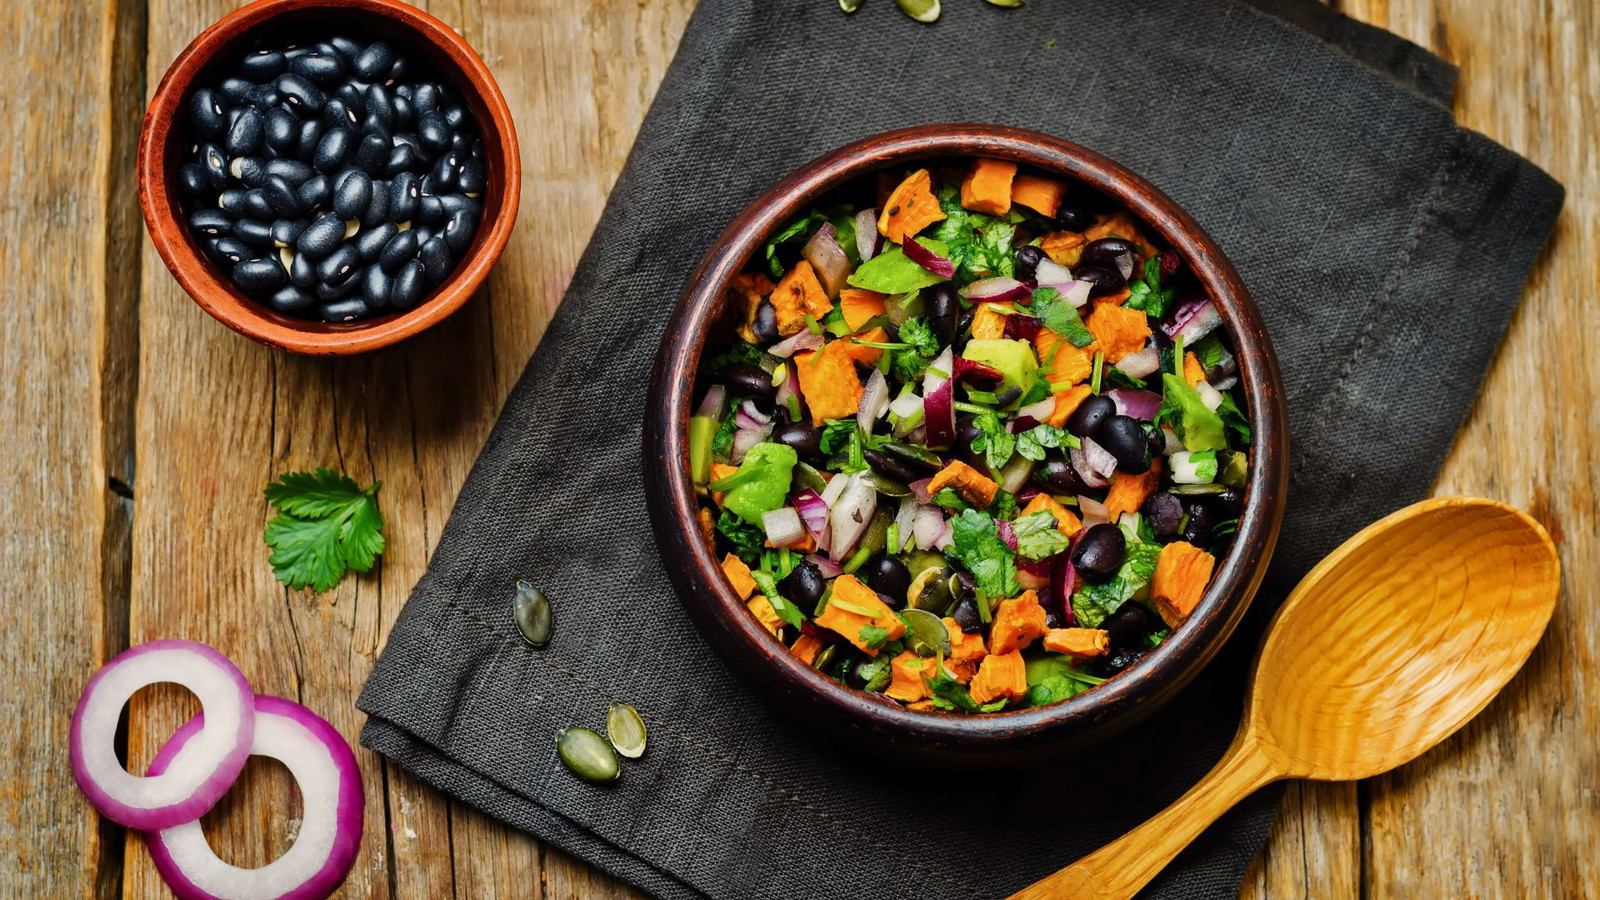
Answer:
[{"left": 358, "top": 0, "right": 1562, "bottom": 896}]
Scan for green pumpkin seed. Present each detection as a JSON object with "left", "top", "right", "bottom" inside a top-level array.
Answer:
[
  {"left": 555, "top": 727, "right": 621, "bottom": 783},
  {"left": 840, "top": 0, "right": 865, "bottom": 11},
  {"left": 605, "top": 703, "right": 648, "bottom": 759},
  {"left": 896, "top": 0, "right": 940, "bottom": 22},
  {"left": 902, "top": 608, "right": 951, "bottom": 658},
  {"left": 906, "top": 565, "right": 954, "bottom": 612},
  {"left": 811, "top": 642, "right": 840, "bottom": 672},
  {"left": 861, "top": 471, "right": 911, "bottom": 497},
  {"left": 512, "top": 581, "right": 553, "bottom": 647},
  {"left": 984, "top": 0, "right": 1024, "bottom": 6},
  {"left": 794, "top": 462, "right": 829, "bottom": 495},
  {"left": 1168, "top": 482, "right": 1227, "bottom": 496}
]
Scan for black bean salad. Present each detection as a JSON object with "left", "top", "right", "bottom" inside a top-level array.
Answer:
[
  {"left": 691, "top": 160, "right": 1252, "bottom": 713},
  {"left": 178, "top": 35, "right": 486, "bottom": 322}
]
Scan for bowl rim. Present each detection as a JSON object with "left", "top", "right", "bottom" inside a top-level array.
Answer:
[
  {"left": 646, "top": 124, "right": 1287, "bottom": 751},
  {"left": 136, "top": 0, "right": 521, "bottom": 356}
]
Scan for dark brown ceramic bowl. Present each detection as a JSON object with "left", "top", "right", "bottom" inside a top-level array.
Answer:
[
  {"left": 137, "top": 0, "right": 520, "bottom": 355},
  {"left": 645, "top": 125, "right": 1287, "bottom": 767}
]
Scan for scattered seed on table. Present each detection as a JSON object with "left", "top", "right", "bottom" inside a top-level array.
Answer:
[
  {"left": 555, "top": 728, "right": 621, "bottom": 784},
  {"left": 605, "top": 703, "right": 648, "bottom": 760},
  {"left": 512, "top": 581, "right": 553, "bottom": 647}
]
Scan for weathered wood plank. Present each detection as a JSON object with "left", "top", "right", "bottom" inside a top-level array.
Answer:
[{"left": 0, "top": 0, "right": 129, "bottom": 896}]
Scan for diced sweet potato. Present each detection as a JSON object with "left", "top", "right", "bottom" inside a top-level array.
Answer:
[
  {"left": 696, "top": 506, "right": 715, "bottom": 544},
  {"left": 1039, "top": 230, "right": 1087, "bottom": 267},
  {"left": 769, "top": 261, "right": 832, "bottom": 336},
  {"left": 943, "top": 616, "right": 988, "bottom": 684},
  {"left": 813, "top": 574, "right": 907, "bottom": 655},
  {"left": 1035, "top": 331, "right": 1094, "bottom": 386},
  {"left": 721, "top": 553, "right": 757, "bottom": 600},
  {"left": 968, "top": 651, "right": 1028, "bottom": 706},
  {"left": 1102, "top": 458, "right": 1162, "bottom": 521},
  {"left": 1043, "top": 627, "right": 1110, "bottom": 659},
  {"left": 1012, "top": 174, "right": 1067, "bottom": 217},
  {"left": 841, "top": 326, "right": 887, "bottom": 366},
  {"left": 906, "top": 699, "right": 939, "bottom": 712},
  {"left": 709, "top": 462, "right": 739, "bottom": 505},
  {"left": 839, "top": 288, "right": 887, "bottom": 333},
  {"left": 766, "top": 532, "right": 817, "bottom": 553},
  {"left": 790, "top": 633, "right": 826, "bottom": 666},
  {"left": 886, "top": 651, "right": 940, "bottom": 702},
  {"left": 1151, "top": 541, "right": 1216, "bottom": 628},
  {"left": 989, "top": 590, "right": 1050, "bottom": 655},
  {"left": 878, "top": 169, "right": 946, "bottom": 244},
  {"left": 970, "top": 303, "right": 1010, "bottom": 340},
  {"left": 960, "top": 159, "right": 1017, "bottom": 217},
  {"left": 928, "top": 459, "right": 999, "bottom": 508},
  {"left": 795, "top": 341, "right": 864, "bottom": 425},
  {"left": 1084, "top": 211, "right": 1154, "bottom": 257},
  {"left": 1045, "top": 383, "right": 1093, "bottom": 429},
  {"left": 747, "top": 595, "right": 783, "bottom": 637},
  {"left": 1020, "top": 493, "right": 1083, "bottom": 536},
  {"left": 1085, "top": 303, "right": 1152, "bottom": 363},
  {"left": 730, "top": 273, "right": 775, "bottom": 343},
  {"left": 1184, "top": 351, "right": 1206, "bottom": 387}
]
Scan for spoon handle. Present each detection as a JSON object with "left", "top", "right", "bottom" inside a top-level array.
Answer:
[{"left": 1008, "top": 730, "right": 1280, "bottom": 900}]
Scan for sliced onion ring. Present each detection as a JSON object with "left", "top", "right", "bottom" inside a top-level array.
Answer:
[
  {"left": 70, "top": 640, "right": 255, "bottom": 830},
  {"left": 145, "top": 695, "right": 362, "bottom": 900}
]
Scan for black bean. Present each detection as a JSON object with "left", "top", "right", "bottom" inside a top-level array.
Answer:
[
  {"left": 289, "top": 51, "right": 343, "bottom": 86},
  {"left": 312, "top": 128, "right": 353, "bottom": 173},
  {"left": 387, "top": 57, "right": 407, "bottom": 80},
  {"left": 233, "top": 218, "right": 274, "bottom": 246},
  {"left": 390, "top": 258, "right": 424, "bottom": 309},
  {"left": 1099, "top": 415, "right": 1152, "bottom": 474},
  {"left": 378, "top": 229, "right": 419, "bottom": 272},
  {"left": 245, "top": 82, "right": 280, "bottom": 109},
  {"left": 262, "top": 175, "right": 301, "bottom": 217},
  {"left": 320, "top": 298, "right": 369, "bottom": 322},
  {"left": 412, "top": 83, "right": 441, "bottom": 114},
  {"left": 430, "top": 153, "right": 458, "bottom": 192},
  {"left": 1182, "top": 502, "right": 1218, "bottom": 549},
  {"left": 1055, "top": 205, "right": 1090, "bottom": 231},
  {"left": 862, "top": 448, "right": 918, "bottom": 483},
  {"left": 233, "top": 257, "right": 286, "bottom": 292},
  {"left": 208, "top": 237, "right": 250, "bottom": 265},
  {"left": 391, "top": 93, "right": 414, "bottom": 131},
  {"left": 331, "top": 169, "right": 372, "bottom": 219},
  {"left": 416, "top": 194, "right": 445, "bottom": 225},
  {"left": 410, "top": 226, "right": 432, "bottom": 248},
  {"left": 269, "top": 217, "right": 305, "bottom": 248},
  {"left": 442, "top": 104, "right": 466, "bottom": 131},
  {"left": 275, "top": 73, "right": 324, "bottom": 113},
  {"left": 752, "top": 299, "right": 779, "bottom": 343},
  {"left": 289, "top": 252, "right": 317, "bottom": 288},
  {"left": 353, "top": 133, "right": 388, "bottom": 175},
  {"left": 218, "top": 76, "right": 252, "bottom": 103},
  {"left": 418, "top": 236, "right": 452, "bottom": 286},
  {"left": 355, "top": 222, "right": 396, "bottom": 262},
  {"left": 948, "top": 595, "right": 983, "bottom": 634},
  {"left": 384, "top": 142, "right": 419, "bottom": 176},
  {"left": 189, "top": 88, "right": 227, "bottom": 139},
  {"left": 334, "top": 82, "right": 365, "bottom": 117},
  {"left": 1093, "top": 647, "right": 1147, "bottom": 679},
  {"left": 723, "top": 363, "right": 775, "bottom": 398},
  {"left": 386, "top": 172, "right": 419, "bottom": 222},
  {"left": 1075, "top": 263, "right": 1125, "bottom": 297},
  {"left": 1082, "top": 238, "right": 1139, "bottom": 282},
  {"left": 296, "top": 214, "right": 345, "bottom": 260},
  {"left": 416, "top": 112, "right": 450, "bottom": 154},
  {"left": 327, "top": 36, "right": 362, "bottom": 63},
  {"left": 316, "top": 244, "right": 361, "bottom": 284},
  {"left": 353, "top": 40, "right": 394, "bottom": 79},
  {"left": 229, "top": 155, "right": 267, "bottom": 188},
  {"left": 1073, "top": 524, "right": 1126, "bottom": 582},
  {"left": 297, "top": 174, "right": 330, "bottom": 212},
  {"left": 1142, "top": 492, "right": 1185, "bottom": 536},
  {"left": 359, "top": 112, "right": 390, "bottom": 143},
  {"left": 189, "top": 209, "right": 233, "bottom": 237},
  {"left": 241, "top": 189, "right": 273, "bottom": 220},
  {"left": 360, "top": 185, "right": 389, "bottom": 229},
  {"left": 1102, "top": 604, "right": 1157, "bottom": 650},
  {"left": 926, "top": 283, "right": 959, "bottom": 343},
  {"left": 1210, "top": 488, "right": 1245, "bottom": 514},
  {"left": 1065, "top": 394, "right": 1116, "bottom": 440},
  {"left": 199, "top": 143, "right": 230, "bottom": 189},
  {"left": 321, "top": 98, "right": 355, "bottom": 131},
  {"left": 293, "top": 119, "right": 325, "bottom": 162},
  {"left": 457, "top": 158, "right": 485, "bottom": 194},
  {"left": 362, "top": 84, "right": 391, "bottom": 123},
  {"left": 315, "top": 271, "right": 361, "bottom": 300},
  {"left": 769, "top": 421, "right": 820, "bottom": 457},
  {"left": 361, "top": 264, "right": 391, "bottom": 309},
  {"left": 1036, "top": 454, "right": 1089, "bottom": 494},
  {"left": 863, "top": 556, "right": 912, "bottom": 601},
  {"left": 781, "top": 561, "right": 826, "bottom": 609},
  {"left": 442, "top": 207, "right": 475, "bottom": 256},
  {"left": 269, "top": 285, "right": 315, "bottom": 315},
  {"left": 179, "top": 163, "right": 211, "bottom": 197},
  {"left": 239, "top": 48, "right": 285, "bottom": 79},
  {"left": 1014, "top": 244, "right": 1045, "bottom": 283},
  {"left": 263, "top": 106, "right": 297, "bottom": 155}
]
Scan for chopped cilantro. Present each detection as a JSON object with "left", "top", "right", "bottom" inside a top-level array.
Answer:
[
  {"left": 890, "top": 316, "right": 941, "bottom": 383},
  {"left": 858, "top": 655, "right": 893, "bottom": 692},
  {"left": 1011, "top": 511, "right": 1072, "bottom": 560},
  {"left": 859, "top": 624, "right": 891, "bottom": 650},
  {"left": 716, "top": 510, "right": 766, "bottom": 563},
  {"left": 1015, "top": 423, "right": 1077, "bottom": 460},
  {"left": 933, "top": 186, "right": 1017, "bottom": 283},
  {"left": 819, "top": 418, "right": 858, "bottom": 456},
  {"left": 968, "top": 409, "right": 1016, "bottom": 471},
  {"left": 950, "top": 508, "right": 1019, "bottom": 599},
  {"left": 1016, "top": 373, "right": 1054, "bottom": 408},
  {"left": 1125, "top": 255, "right": 1177, "bottom": 318},
  {"left": 925, "top": 671, "right": 983, "bottom": 712},
  {"left": 932, "top": 487, "right": 972, "bottom": 512},
  {"left": 1216, "top": 391, "right": 1252, "bottom": 444},
  {"left": 992, "top": 489, "right": 1017, "bottom": 521},
  {"left": 1071, "top": 542, "right": 1162, "bottom": 627},
  {"left": 764, "top": 212, "right": 825, "bottom": 278},
  {"left": 703, "top": 341, "right": 773, "bottom": 374},
  {"left": 1031, "top": 288, "right": 1095, "bottom": 347},
  {"left": 709, "top": 412, "right": 738, "bottom": 462}
]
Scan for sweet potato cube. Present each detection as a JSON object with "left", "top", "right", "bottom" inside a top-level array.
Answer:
[
  {"left": 1035, "top": 331, "right": 1094, "bottom": 386},
  {"left": 878, "top": 169, "right": 947, "bottom": 244},
  {"left": 769, "top": 261, "right": 832, "bottom": 337},
  {"left": 969, "top": 303, "right": 1010, "bottom": 340},
  {"left": 709, "top": 462, "right": 739, "bottom": 505},
  {"left": 885, "top": 651, "right": 940, "bottom": 702},
  {"left": 1151, "top": 541, "right": 1217, "bottom": 627},
  {"left": 721, "top": 553, "right": 757, "bottom": 600},
  {"left": 730, "top": 273, "right": 775, "bottom": 343},
  {"left": 794, "top": 341, "right": 864, "bottom": 425},
  {"left": 790, "top": 633, "right": 826, "bottom": 666},
  {"left": 943, "top": 616, "right": 988, "bottom": 683},
  {"left": 1045, "top": 383, "right": 1093, "bottom": 429},
  {"left": 928, "top": 459, "right": 999, "bottom": 508},
  {"left": 839, "top": 288, "right": 887, "bottom": 333},
  {"left": 1012, "top": 174, "right": 1067, "bottom": 217},
  {"left": 1043, "top": 627, "right": 1111, "bottom": 659},
  {"left": 1084, "top": 303, "right": 1152, "bottom": 364},
  {"left": 960, "top": 159, "right": 1017, "bottom": 216},
  {"left": 1184, "top": 351, "right": 1206, "bottom": 387},
  {"left": 1039, "top": 230, "right": 1088, "bottom": 267},
  {"left": 1102, "top": 459, "right": 1162, "bottom": 521},
  {"left": 989, "top": 590, "right": 1050, "bottom": 655},
  {"left": 968, "top": 651, "right": 1028, "bottom": 706},
  {"left": 747, "top": 595, "right": 783, "bottom": 637},
  {"left": 814, "top": 574, "right": 907, "bottom": 655},
  {"left": 1020, "top": 493, "right": 1083, "bottom": 536},
  {"left": 841, "top": 326, "right": 887, "bottom": 366}
]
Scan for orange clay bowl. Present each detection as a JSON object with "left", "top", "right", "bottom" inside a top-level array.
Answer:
[
  {"left": 138, "top": 0, "right": 520, "bottom": 355},
  {"left": 644, "top": 125, "right": 1288, "bottom": 767}
]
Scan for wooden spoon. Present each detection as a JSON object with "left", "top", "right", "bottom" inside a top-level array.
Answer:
[{"left": 1011, "top": 496, "right": 1559, "bottom": 900}]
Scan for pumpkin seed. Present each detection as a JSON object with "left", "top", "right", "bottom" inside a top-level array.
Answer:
[
  {"left": 840, "top": 0, "right": 865, "bottom": 10},
  {"left": 984, "top": 0, "right": 1023, "bottom": 6},
  {"left": 906, "top": 565, "right": 954, "bottom": 612},
  {"left": 902, "top": 608, "right": 951, "bottom": 658},
  {"left": 512, "top": 581, "right": 553, "bottom": 647},
  {"left": 811, "top": 642, "right": 839, "bottom": 672},
  {"left": 861, "top": 471, "right": 911, "bottom": 497},
  {"left": 555, "top": 727, "right": 621, "bottom": 783},
  {"left": 793, "top": 461, "right": 829, "bottom": 495},
  {"left": 605, "top": 703, "right": 648, "bottom": 759},
  {"left": 896, "top": 0, "right": 940, "bottom": 22}
]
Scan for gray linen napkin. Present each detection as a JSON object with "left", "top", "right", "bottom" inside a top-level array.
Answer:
[{"left": 357, "top": 0, "right": 1562, "bottom": 897}]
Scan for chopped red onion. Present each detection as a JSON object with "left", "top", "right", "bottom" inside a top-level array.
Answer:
[
  {"left": 1082, "top": 435, "right": 1118, "bottom": 477},
  {"left": 820, "top": 470, "right": 851, "bottom": 507},
  {"left": 694, "top": 384, "right": 727, "bottom": 419},
  {"left": 902, "top": 238, "right": 955, "bottom": 278},
  {"left": 961, "top": 277, "right": 1030, "bottom": 302},
  {"left": 1008, "top": 415, "right": 1041, "bottom": 434},
  {"left": 953, "top": 355, "right": 1005, "bottom": 390},
  {"left": 888, "top": 389, "right": 923, "bottom": 437},
  {"left": 1034, "top": 257, "right": 1073, "bottom": 286},
  {"left": 829, "top": 474, "right": 878, "bottom": 558},
  {"left": 1069, "top": 442, "right": 1112, "bottom": 489},
  {"left": 1162, "top": 297, "right": 1222, "bottom": 343},
  {"left": 934, "top": 518, "right": 955, "bottom": 550},
  {"left": 1114, "top": 343, "right": 1162, "bottom": 379},
  {"left": 855, "top": 208, "right": 881, "bottom": 261},
  {"left": 1002, "top": 312, "right": 1041, "bottom": 341},
  {"left": 769, "top": 328, "right": 825, "bottom": 359},
  {"left": 803, "top": 222, "right": 852, "bottom": 298},
  {"left": 1051, "top": 545, "right": 1080, "bottom": 625},
  {"left": 762, "top": 507, "right": 807, "bottom": 547},
  {"left": 1078, "top": 495, "right": 1111, "bottom": 527},
  {"left": 911, "top": 505, "right": 945, "bottom": 550},
  {"left": 1037, "top": 279, "right": 1092, "bottom": 308},
  {"left": 774, "top": 361, "right": 799, "bottom": 412},
  {"left": 996, "top": 520, "right": 1018, "bottom": 551},
  {"left": 730, "top": 425, "right": 770, "bottom": 463},
  {"left": 909, "top": 477, "right": 934, "bottom": 504},
  {"left": 805, "top": 553, "right": 843, "bottom": 578},
  {"left": 794, "top": 489, "right": 831, "bottom": 551},
  {"left": 735, "top": 400, "right": 772, "bottom": 431},
  {"left": 1017, "top": 394, "right": 1058, "bottom": 425},
  {"left": 1108, "top": 387, "right": 1163, "bottom": 421},
  {"left": 921, "top": 348, "right": 956, "bottom": 448},
  {"left": 1195, "top": 380, "right": 1226, "bottom": 411},
  {"left": 892, "top": 499, "right": 922, "bottom": 553},
  {"left": 858, "top": 369, "right": 889, "bottom": 435},
  {"left": 998, "top": 455, "right": 1035, "bottom": 494},
  {"left": 1160, "top": 425, "right": 1185, "bottom": 455}
]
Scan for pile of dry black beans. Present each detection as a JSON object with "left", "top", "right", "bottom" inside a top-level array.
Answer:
[{"left": 178, "top": 36, "right": 485, "bottom": 322}]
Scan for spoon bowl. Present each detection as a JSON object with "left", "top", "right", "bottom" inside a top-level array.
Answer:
[{"left": 1012, "top": 497, "right": 1559, "bottom": 900}]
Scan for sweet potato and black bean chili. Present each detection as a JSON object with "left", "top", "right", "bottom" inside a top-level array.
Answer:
[{"left": 691, "top": 161, "right": 1250, "bottom": 713}]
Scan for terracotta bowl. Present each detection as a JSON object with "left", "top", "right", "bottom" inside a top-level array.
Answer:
[
  {"left": 137, "top": 0, "right": 520, "bottom": 355},
  {"left": 645, "top": 125, "right": 1288, "bottom": 767}
]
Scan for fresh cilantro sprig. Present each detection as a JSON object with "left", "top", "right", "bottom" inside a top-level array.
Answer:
[
  {"left": 716, "top": 510, "right": 766, "bottom": 564},
  {"left": 1011, "top": 511, "right": 1072, "bottom": 560},
  {"left": 933, "top": 186, "right": 1017, "bottom": 283},
  {"left": 1070, "top": 542, "right": 1162, "bottom": 627},
  {"left": 950, "top": 508, "right": 1019, "bottom": 599},
  {"left": 1031, "top": 287, "right": 1095, "bottom": 348},
  {"left": 1126, "top": 256, "right": 1178, "bottom": 318},
  {"left": 967, "top": 409, "right": 1016, "bottom": 471},
  {"left": 891, "top": 316, "right": 942, "bottom": 383},
  {"left": 263, "top": 469, "right": 386, "bottom": 593},
  {"left": 1015, "top": 423, "right": 1078, "bottom": 460}
]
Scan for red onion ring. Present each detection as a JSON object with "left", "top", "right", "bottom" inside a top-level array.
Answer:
[
  {"left": 960, "top": 276, "right": 1030, "bottom": 302},
  {"left": 145, "top": 695, "right": 363, "bottom": 900},
  {"left": 855, "top": 208, "right": 881, "bottom": 261},
  {"left": 902, "top": 237, "right": 955, "bottom": 278},
  {"left": 70, "top": 640, "right": 255, "bottom": 830}
]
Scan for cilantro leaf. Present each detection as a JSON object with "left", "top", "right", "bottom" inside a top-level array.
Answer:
[
  {"left": 925, "top": 670, "right": 982, "bottom": 712},
  {"left": 263, "top": 469, "right": 385, "bottom": 593},
  {"left": 1125, "top": 255, "right": 1177, "bottom": 319},
  {"left": 992, "top": 489, "right": 1017, "bottom": 522},
  {"left": 1216, "top": 391, "right": 1253, "bottom": 444},
  {"left": 859, "top": 624, "right": 891, "bottom": 650},
  {"left": 819, "top": 418, "right": 858, "bottom": 456},
  {"left": 1015, "top": 423, "right": 1077, "bottom": 461},
  {"left": 967, "top": 409, "right": 1016, "bottom": 471},
  {"left": 716, "top": 510, "right": 766, "bottom": 563},
  {"left": 764, "top": 212, "right": 825, "bottom": 278},
  {"left": 933, "top": 186, "right": 1017, "bottom": 283},
  {"left": 1031, "top": 288, "right": 1095, "bottom": 347},
  {"left": 950, "top": 508, "right": 1019, "bottom": 599},
  {"left": 710, "top": 412, "right": 738, "bottom": 462},
  {"left": 704, "top": 341, "right": 773, "bottom": 375},
  {"left": 1070, "top": 542, "right": 1162, "bottom": 627},
  {"left": 891, "top": 316, "right": 941, "bottom": 383},
  {"left": 858, "top": 655, "right": 894, "bottom": 692},
  {"left": 1011, "top": 511, "right": 1072, "bottom": 560},
  {"left": 932, "top": 487, "right": 973, "bottom": 512}
]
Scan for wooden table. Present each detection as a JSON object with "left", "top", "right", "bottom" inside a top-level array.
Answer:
[{"left": 4, "top": 0, "right": 1592, "bottom": 896}]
